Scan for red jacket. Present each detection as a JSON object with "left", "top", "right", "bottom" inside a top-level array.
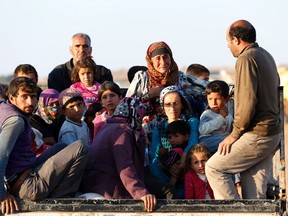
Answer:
[{"left": 184, "top": 169, "right": 214, "bottom": 199}]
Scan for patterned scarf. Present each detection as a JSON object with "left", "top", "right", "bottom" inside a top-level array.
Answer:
[
  {"left": 36, "top": 89, "right": 60, "bottom": 124},
  {"left": 112, "top": 97, "right": 146, "bottom": 142},
  {"left": 146, "top": 41, "right": 179, "bottom": 87}
]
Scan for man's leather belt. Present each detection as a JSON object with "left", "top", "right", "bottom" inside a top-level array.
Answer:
[{"left": 10, "top": 169, "right": 32, "bottom": 195}]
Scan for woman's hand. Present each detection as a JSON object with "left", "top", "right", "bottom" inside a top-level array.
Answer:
[
  {"left": 1, "top": 193, "right": 19, "bottom": 215},
  {"left": 148, "top": 86, "right": 164, "bottom": 99},
  {"left": 140, "top": 194, "right": 157, "bottom": 212}
]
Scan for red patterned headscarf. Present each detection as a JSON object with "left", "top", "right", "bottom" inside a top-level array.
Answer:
[{"left": 146, "top": 41, "right": 179, "bottom": 87}]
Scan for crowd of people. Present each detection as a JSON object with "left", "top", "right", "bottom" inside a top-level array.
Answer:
[{"left": 0, "top": 19, "right": 281, "bottom": 214}]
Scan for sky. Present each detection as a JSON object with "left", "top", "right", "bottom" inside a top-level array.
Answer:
[{"left": 1, "top": 0, "right": 288, "bottom": 80}]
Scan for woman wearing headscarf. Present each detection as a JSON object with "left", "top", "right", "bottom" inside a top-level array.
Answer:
[
  {"left": 80, "top": 97, "right": 156, "bottom": 212},
  {"left": 30, "top": 89, "right": 63, "bottom": 145},
  {"left": 126, "top": 41, "right": 206, "bottom": 143},
  {"left": 149, "top": 85, "right": 199, "bottom": 198},
  {"left": 126, "top": 41, "right": 179, "bottom": 117}
]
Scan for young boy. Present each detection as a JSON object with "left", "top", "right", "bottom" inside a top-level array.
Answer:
[
  {"left": 198, "top": 80, "right": 233, "bottom": 154},
  {"left": 198, "top": 80, "right": 241, "bottom": 196},
  {"left": 159, "top": 120, "right": 191, "bottom": 185},
  {"left": 58, "top": 88, "right": 90, "bottom": 146},
  {"left": 186, "top": 63, "right": 210, "bottom": 81}
]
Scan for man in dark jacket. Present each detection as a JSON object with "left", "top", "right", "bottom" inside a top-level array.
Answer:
[{"left": 48, "top": 33, "right": 113, "bottom": 93}]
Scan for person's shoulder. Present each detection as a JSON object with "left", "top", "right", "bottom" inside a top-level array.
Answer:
[
  {"left": 94, "top": 112, "right": 107, "bottom": 122},
  {"left": 201, "top": 108, "right": 213, "bottom": 115},
  {"left": 107, "top": 118, "right": 133, "bottom": 131},
  {"left": 96, "top": 64, "right": 111, "bottom": 72},
  {"left": 49, "top": 59, "right": 72, "bottom": 75},
  {"left": 134, "top": 70, "right": 148, "bottom": 79},
  {"left": 187, "top": 117, "right": 199, "bottom": 128},
  {"left": 199, "top": 109, "right": 216, "bottom": 118},
  {"left": 4, "top": 115, "right": 26, "bottom": 127}
]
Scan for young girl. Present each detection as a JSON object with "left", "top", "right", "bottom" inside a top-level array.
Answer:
[
  {"left": 92, "top": 81, "right": 122, "bottom": 139},
  {"left": 184, "top": 143, "right": 214, "bottom": 199},
  {"left": 70, "top": 57, "right": 102, "bottom": 138}
]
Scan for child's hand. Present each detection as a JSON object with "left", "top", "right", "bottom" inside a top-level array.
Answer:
[
  {"left": 219, "top": 106, "right": 228, "bottom": 117},
  {"left": 159, "top": 147, "right": 167, "bottom": 156}
]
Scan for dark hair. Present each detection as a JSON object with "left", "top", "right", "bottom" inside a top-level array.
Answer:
[
  {"left": 7, "top": 77, "right": 37, "bottom": 97},
  {"left": 205, "top": 80, "right": 229, "bottom": 98},
  {"left": 14, "top": 64, "right": 38, "bottom": 83},
  {"left": 229, "top": 20, "right": 256, "bottom": 43},
  {"left": 98, "top": 81, "right": 121, "bottom": 101},
  {"left": 71, "top": 57, "right": 100, "bottom": 83},
  {"left": 166, "top": 120, "right": 190, "bottom": 136},
  {"left": 185, "top": 143, "right": 211, "bottom": 172},
  {"left": 186, "top": 64, "right": 210, "bottom": 77},
  {"left": 127, "top": 66, "right": 148, "bottom": 83}
]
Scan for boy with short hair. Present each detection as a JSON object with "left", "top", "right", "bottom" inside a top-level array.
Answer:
[
  {"left": 198, "top": 80, "right": 241, "bottom": 195},
  {"left": 14, "top": 64, "right": 43, "bottom": 99},
  {"left": 58, "top": 88, "right": 90, "bottom": 146},
  {"left": 198, "top": 80, "right": 233, "bottom": 154},
  {"left": 159, "top": 120, "right": 191, "bottom": 185},
  {"left": 186, "top": 63, "right": 210, "bottom": 81}
]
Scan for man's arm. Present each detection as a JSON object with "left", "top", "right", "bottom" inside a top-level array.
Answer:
[
  {"left": 0, "top": 116, "right": 25, "bottom": 214},
  {"left": 0, "top": 116, "right": 25, "bottom": 200}
]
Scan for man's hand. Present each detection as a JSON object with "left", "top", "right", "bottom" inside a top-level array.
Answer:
[
  {"left": 218, "top": 134, "right": 237, "bottom": 155},
  {"left": 140, "top": 194, "right": 156, "bottom": 212},
  {"left": 1, "top": 193, "right": 19, "bottom": 215}
]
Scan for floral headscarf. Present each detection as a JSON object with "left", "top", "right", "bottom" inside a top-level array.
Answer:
[
  {"left": 146, "top": 41, "right": 179, "bottom": 87},
  {"left": 112, "top": 97, "right": 146, "bottom": 132},
  {"left": 36, "top": 89, "right": 60, "bottom": 124},
  {"left": 159, "top": 85, "right": 192, "bottom": 120}
]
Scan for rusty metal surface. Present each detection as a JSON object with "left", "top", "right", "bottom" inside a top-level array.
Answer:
[{"left": 17, "top": 199, "right": 282, "bottom": 213}]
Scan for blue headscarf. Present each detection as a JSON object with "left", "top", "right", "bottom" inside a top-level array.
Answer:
[{"left": 159, "top": 85, "right": 192, "bottom": 120}]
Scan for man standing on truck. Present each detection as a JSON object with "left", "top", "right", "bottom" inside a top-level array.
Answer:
[
  {"left": 0, "top": 77, "right": 88, "bottom": 214},
  {"left": 206, "top": 20, "right": 281, "bottom": 199}
]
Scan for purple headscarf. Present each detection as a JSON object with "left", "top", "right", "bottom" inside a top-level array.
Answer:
[{"left": 36, "top": 89, "right": 60, "bottom": 124}]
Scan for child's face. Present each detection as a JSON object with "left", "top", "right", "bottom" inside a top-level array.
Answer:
[
  {"left": 198, "top": 72, "right": 210, "bottom": 81},
  {"left": 190, "top": 152, "right": 208, "bottom": 175},
  {"left": 101, "top": 90, "right": 121, "bottom": 115},
  {"left": 207, "top": 92, "right": 228, "bottom": 113},
  {"left": 168, "top": 132, "right": 189, "bottom": 146},
  {"left": 79, "top": 68, "right": 94, "bottom": 87},
  {"left": 63, "top": 100, "right": 85, "bottom": 123}
]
